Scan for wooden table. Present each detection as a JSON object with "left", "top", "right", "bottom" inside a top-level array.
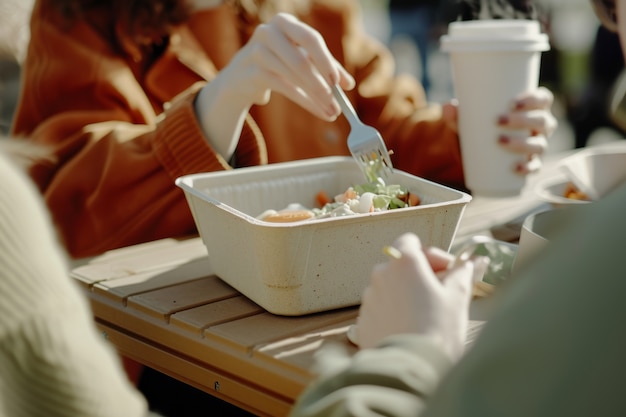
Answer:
[
  {"left": 71, "top": 143, "right": 625, "bottom": 416},
  {"left": 72, "top": 237, "right": 488, "bottom": 416},
  {"left": 73, "top": 237, "right": 356, "bottom": 416}
]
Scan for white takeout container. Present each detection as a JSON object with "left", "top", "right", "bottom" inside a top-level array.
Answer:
[
  {"left": 514, "top": 209, "right": 555, "bottom": 271},
  {"left": 535, "top": 178, "right": 591, "bottom": 207},
  {"left": 176, "top": 157, "right": 472, "bottom": 315},
  {"left": 514, "top": 207, "right": 577, "bottom": 272},
  {"left": 536, "top": 147, "right": 626, "bottom": 207},
  {"left": 558, "top": 147, "right": 626, "bottom": 200}
]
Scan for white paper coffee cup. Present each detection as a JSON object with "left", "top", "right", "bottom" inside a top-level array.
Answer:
[{"left": 441, "top": 20, "right": 550, "bottom": 197}]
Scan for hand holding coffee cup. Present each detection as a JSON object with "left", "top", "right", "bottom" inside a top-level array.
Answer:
[{"left": 441, "top": 20, "right": 552, "bottom": 197}]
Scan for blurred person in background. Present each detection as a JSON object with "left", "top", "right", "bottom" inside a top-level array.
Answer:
[
  {"left": 387, "top": 0, "right": 439, "bottom": 96},
  {"left": 568, "top": 24, "right": 626, "bottom": 148},
  {"left": 442, "top": 0, "right": 538, "bottom": 20},
  {"left": 290, "top": 3, "right": 626, "bottom": 416},
  {"left": 385, "top": 0, "right": 543, "bottom": 100}
]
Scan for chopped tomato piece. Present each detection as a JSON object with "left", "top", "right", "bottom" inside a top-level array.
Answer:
[{"left": 315, "top": 190, "right": 332, "bottom": 208}]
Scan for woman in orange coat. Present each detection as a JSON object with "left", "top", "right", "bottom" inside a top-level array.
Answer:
[{"left": 12, "top": 0, "right": 556, "bottom": 259}]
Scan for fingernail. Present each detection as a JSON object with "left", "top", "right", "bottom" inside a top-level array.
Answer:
[
  {"left": 329, "top": 73, "right": 339, "bottom": 85},
  {"left": 497, "top": 115, "right": 509, "bottom": 125},
  {"left": 515, "top": 162, "right": 526, "bottom": 174},
  {"left": 345, "top": 74, "right": 356, "bottom": 90},
  {"left": 328, "top": 103, "right": 340, "bottom": 118},
  {"left": 514, "top": 101, "right": 525, "bottom": 110},
  {"left": 498, "top": 136, "right": 510, "bottom": 145},
  {"left": 383, "top": 245, "right": 402, "bottom": 260}
]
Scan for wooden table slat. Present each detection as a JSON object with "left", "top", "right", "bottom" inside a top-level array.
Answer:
[
  {"left": 255, "top": 318, "right": 358, "bottom": 374},
  {"left": 91, "top": 236, "right": 207, "bottom": 266},
  {"left": 90, "top": 292, "right": 315, "bottom": 413},
  {"left": 92, "top": 257, "right": 213, "bottom": 303},
  {"left": 71, "top": 237, "right": 208, "bottom": 285},
  {"left": 170, "top": 296, "right": 265, "bottom": 334},
  {"left": 205, "top": 307, "right": 359, "bottom": 352},
  {"left": 96, "top": 322, "right": 291, "bottom": 417},
  {"left": 127, "top": 275, "right": 241, "bottom": 320}
]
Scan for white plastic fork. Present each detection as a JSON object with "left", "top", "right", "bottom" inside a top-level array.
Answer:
[{"left": 332, "top": 84, "right": 393, "bottom": 183}]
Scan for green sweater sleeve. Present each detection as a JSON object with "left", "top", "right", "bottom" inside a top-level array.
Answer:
[
  {"left": 420, "top": 187, "right": 626, "bottom": 417},
  {"left": 292, "top": 182, "right": 626, "bottom": 417},
  {"left": 290, "top": 335, "right": 453, "bottom": 417}
]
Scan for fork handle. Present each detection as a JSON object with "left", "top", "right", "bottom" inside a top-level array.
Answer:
[{"left": 331, "top": 84, "right": 359, "bottom": 126}]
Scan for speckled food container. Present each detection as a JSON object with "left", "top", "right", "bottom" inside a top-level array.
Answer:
[{"left": 176, "top": 157, "right": 471, "bottom": 316}]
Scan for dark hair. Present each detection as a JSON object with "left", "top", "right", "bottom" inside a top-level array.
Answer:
[
  {"left": 453, "top": 0, "right": 538, "bottom": 21},
  {"left": 41, "top": 0, "right": 299, "bottom": 44},
  {"left": 42, "top": 0, "right": 192, "bottom": 40}
]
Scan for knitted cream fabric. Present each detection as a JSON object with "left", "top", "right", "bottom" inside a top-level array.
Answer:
[{"left": 0, "top": 151, "right": 149, "bottom": 417}]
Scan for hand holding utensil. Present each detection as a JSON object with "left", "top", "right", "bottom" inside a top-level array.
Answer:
[{"left": 348, "top": 234, "right": 496, "bottom": 354}]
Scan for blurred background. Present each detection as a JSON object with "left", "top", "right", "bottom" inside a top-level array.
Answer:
[
  {"left": 1, "top": 0, "right": 625, "bottom": 153},
  {"left": 359, "top": 0, "right": 626, "bottom": 153},
  {"left": 0, "top": 0, "right": 31, "bottom": 135}
]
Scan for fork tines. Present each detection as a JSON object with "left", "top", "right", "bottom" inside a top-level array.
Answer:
[{"left": 352, "top": 144, "right": 394, "bottom": 183}]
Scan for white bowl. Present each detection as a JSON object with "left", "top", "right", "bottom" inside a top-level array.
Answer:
[
  {"left": 176, "top": 157, "right": 471, "bottom": 315},
  {"left": 536, "top": 147, "right": 626, "bottom": 207},
  {"left": 535, "top": 178, "right": 592, "bottom": 208},
  {"left": 559, "top": 147, "right": 626, "bottom": 200},
  {"left": 514, "top": 208, "right": 576, "bottom": 272}
]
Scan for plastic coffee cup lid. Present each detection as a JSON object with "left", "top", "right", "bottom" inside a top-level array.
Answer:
[{"left": 440, "top": 20, "right": 550, "bottom": 52}]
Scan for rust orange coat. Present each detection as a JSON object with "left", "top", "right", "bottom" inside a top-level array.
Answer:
[{"left": 12, "top": 0, "right": 463, "bottom": 258}]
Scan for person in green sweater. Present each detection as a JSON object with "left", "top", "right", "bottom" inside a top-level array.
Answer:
[
  {"left": 290, "top": 3, "right": 626, "bottom": 415},
  {"left": 0, "top": 139, "right": 158, "bottom": 416}
]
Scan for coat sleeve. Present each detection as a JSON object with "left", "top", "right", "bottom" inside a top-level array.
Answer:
[
  {"left": 11, "top": 2, "right": 267, "bottom": 258},
  {"left": 303, "top": 0, "right": 465, "bottom": 190},
  {"left": 290, "top": 335, "right": 453, "bottom": 417}
]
